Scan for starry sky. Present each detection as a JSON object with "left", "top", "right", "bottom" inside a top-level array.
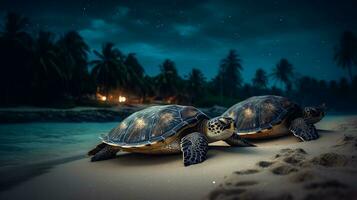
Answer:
[{"left": 1, "top": 0, "right": 357, "bottom": 82}]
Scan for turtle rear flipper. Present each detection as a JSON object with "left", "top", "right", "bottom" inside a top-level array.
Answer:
[
  {"left": 289, "top": 118, "right": 318, "bottom": 141},
  {"left": 88, "top": 143, "right": 107, "bottom": 156},
  {"left": 180, "top": 132, "right": 208, "bottom": 166},
  {"left": 91, "top": 145, "right": 119, "bottom": 162}
]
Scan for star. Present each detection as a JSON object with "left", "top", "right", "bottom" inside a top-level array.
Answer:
[{"left": 82, "top": 7, "right": 87, "bottom": 16}]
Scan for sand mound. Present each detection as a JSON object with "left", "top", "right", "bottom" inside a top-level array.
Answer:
[
  {"left": 271, "top": 164, "right": 298, "bottom": 175},
  {"left": 274, "top": 148, "right": 307, "bottom": 165},
  {"left": 256, "top": 161, "right": 274, "bottom": 168},
  {"left": 334, "top": 134, "right": 357, "bottom": 149},
  {"left": 310, "top": 153, "right": 348, "bottom": 167}
]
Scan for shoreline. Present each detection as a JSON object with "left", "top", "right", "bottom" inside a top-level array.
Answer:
[
  {"left": 0, "top": 106, "right": 141, "bottom": 123},
  {"left": 0, "top": 105, "right": 227, "bottom": 123}
]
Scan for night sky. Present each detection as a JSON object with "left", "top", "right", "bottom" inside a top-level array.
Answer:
[{"left": 2, "top": 0, "right": 357, "bottom": 82}]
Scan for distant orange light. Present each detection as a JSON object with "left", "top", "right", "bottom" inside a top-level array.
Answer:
[
  {"left": 119, "top": 96, "right": 126, "bottom": 103},
  {"left": 97, "top": 93, "right": 107, "bottom": 101}
]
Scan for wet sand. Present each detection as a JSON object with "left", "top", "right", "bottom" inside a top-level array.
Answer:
[{"left": 0, "top": 115, "right": 356, "bottom": 200}]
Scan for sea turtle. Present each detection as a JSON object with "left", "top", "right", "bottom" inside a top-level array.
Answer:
[
  {"left": 88, "top": 105, "right": 252, "bottom": 166},
  {"left": 222, "top": 95, "right": 325, "bottom": 141}
]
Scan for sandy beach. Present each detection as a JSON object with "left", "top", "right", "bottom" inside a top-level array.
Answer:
[{"left": 0, "top": 115, "right": 356, "bottom": 200}]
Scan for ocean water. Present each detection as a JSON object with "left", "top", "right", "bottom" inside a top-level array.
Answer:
[{"left": 0, "top": 122, "right": 118, "bottom": 168}]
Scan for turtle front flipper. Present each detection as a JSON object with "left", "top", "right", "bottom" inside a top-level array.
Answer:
[
  {"left": 180, "top": 132, "right": 208, "bottom": 166},
  {"left": 91, "top": 144, "right": 120, "bottom": 162},
  {"left": 289, "top": 118, "right": 319, "bottom": 141},
  {"left": 224, "top": 134, "right": 256, "bottom": 147}
]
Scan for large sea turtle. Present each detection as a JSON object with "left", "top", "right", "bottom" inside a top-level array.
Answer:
[
  {"left": 88, "top": 105, "right": 252, "bottom": 166},
  {"left": 222, "top": 95, "right": 325, "bottom": 141}
]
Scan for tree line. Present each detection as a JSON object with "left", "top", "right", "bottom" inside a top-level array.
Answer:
[{"left": 1, "top": 13, "right": 357, "bottom": 111}]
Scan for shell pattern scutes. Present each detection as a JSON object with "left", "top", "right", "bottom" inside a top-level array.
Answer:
[
  {"left": 223, "top": 95, "right": 299, "bottom": 133},
  {"left": 102, "top": 105, "right": 208, "bottom": 147}
]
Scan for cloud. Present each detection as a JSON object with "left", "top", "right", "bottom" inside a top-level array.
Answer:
[
  {"left": 173, "top": 24, "right": 199, "bottom": 37},
  {"left": 79, "top": 19, "right": 123, "bottom": 46}
]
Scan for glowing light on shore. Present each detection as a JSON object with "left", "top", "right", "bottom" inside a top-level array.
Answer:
[
  {"left": 101, "top": 96, "right": 107, "bottom": 101},
  {"left": 97, "top": 93, "right": 107, "bottom": 101},
  {"left": 119, "top": 96, "right": 127, "bottom": 103}
]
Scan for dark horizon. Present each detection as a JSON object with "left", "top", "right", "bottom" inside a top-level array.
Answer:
[{"left": 2, "top": 0, "right": 357, "bottom": 81}]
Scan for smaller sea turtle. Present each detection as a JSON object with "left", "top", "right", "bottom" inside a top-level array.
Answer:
[
  {"left": 88, "top": 105, "right": 252, "bottom": 166},
  {"left": 222, "top": 95, "right": 325, "bottom": 141}
]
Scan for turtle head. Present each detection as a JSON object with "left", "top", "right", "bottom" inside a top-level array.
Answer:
[
  {"left": 205, "top": 116, "right": 235, "bottom": 142},
  {"left": 303, "top": 103, "right": 326, "bottom": 124}
]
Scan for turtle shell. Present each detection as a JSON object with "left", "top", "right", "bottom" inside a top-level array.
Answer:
[
  {"left": 222, "top": 95, "right": 300, "bottom": 134},
  {"left": 102, "top": 105, "right": 208, "bottom": 147}
]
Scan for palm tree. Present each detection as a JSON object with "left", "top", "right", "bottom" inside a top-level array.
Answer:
[
  {"left": 252, "top": 68, "right": 268, "bottom": 89},
  {"left": 186, "top": 68, "right": 206, "bottom": 103},
  {"left": 90, "top": 43, "right": 127, "bottom": 97},
  {"left": 271, "top": 58, "right": 294, "bottom": 91},
  {"left": 32, "top": 31, "right": 66, "bottom": 102},
  {"left": 125, "top": 53, "right": 144, "bottom": 77},
  {"left": 124, "top": 53, "right": 148, "bottom": 100},
  {"left": 155, "top": 59, "right": 181, "bottom": 98},
  {"left": 1, "top": 12, "right": 31, "bottom": 41},
  {"left": 33, "top": 31, "right": 62, "bottom": 76},
  {"left": 334, "top": 31, "right": 357, "bottom": 82},
  {"left": 215, "top": 49, "right": 243, "bottom": 98},
  {"left": 0, "top": 12, "right": 33, "bottom": 104},
  {"left": 57, "top": 31, "right": 90, "bottom": 98}
]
